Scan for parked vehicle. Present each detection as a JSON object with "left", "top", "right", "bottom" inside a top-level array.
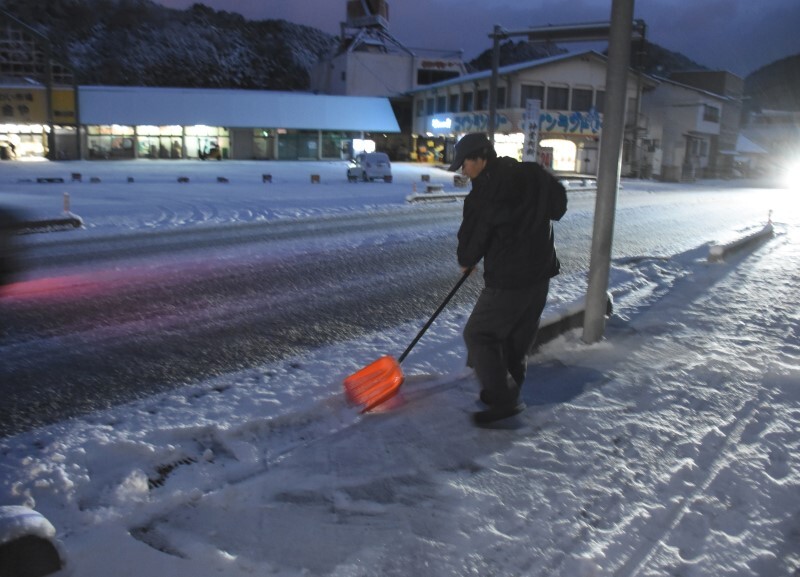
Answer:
[{"left": 347, "top": 152, "right": 392, "bottom": 182}]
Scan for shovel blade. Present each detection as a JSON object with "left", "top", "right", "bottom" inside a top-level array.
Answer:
[{"left": 343, "top": 355, "right": 405, "bottom": 413}]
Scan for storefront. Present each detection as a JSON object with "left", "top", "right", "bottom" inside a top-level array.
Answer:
[
  {"left": 77, "top": 86, "right": 400, "bottom": 161},
  {"left": 409, "top": 51, "right": 648, "bottom": 175},
  {"left": 0, "top": 85, "right": 78, "bottom": 160},
  {"left": 419, "top": 103, "right": 603, "bottom": 173}
]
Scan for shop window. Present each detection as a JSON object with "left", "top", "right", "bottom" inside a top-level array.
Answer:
[
  {"left": 183, "top": 125, "right": 229, "bottom": 159},
  {"left": 595, "top": 91, "right": 605, "bottom": 113},
  {"left": 436, "top": 95, "right": 446, "bottom": 113},
  {"left": 571, "top": 88, "right": 593, "bottom": 112},
  {"left": 253, "top": 129, "right": 275, "bottom": 160},
  {"left": 477, "top": 89, "right": 489, "bottom": 111},
  {"left": 322, "top": 131, "right": 356, "bottom": 159},
  {"left": 546, "top": 86, "right": 569, "bottom": 110},
  {"left": 520, "top": 84, "right": 544, "bottom": 107},
  {"left": 462, "top": 92, "right": 473, "bottom": 112},
  {"left": 87, "top": 124, "right": 134, "bottom": 159},
  {"left": 448, "top": 94, "right": 459, "bottom": 113},
  {"left": 426, "top": 98, "right": 434, "bottom": 116},
  {"left": 496, "top": 86, "right": 506, "bottom": 109},
  {"left": 277, "top": 129, "right": 318, "bottom": 160},
  {"left": 540, "top": 138, "right": 577, "bottom": 172}
]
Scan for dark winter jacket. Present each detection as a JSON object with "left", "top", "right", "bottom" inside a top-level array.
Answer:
[{"left": 457, "top": 157, "right": 567, "bottom": 289}]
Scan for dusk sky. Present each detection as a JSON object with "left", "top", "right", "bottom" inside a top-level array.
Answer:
[{"left": 153, "top": 0, "right": 800, "bottom": 77}]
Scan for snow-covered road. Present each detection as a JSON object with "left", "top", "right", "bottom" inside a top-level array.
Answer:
[{"left": 0, "top": 161, "right": 793, "bottom": 437}]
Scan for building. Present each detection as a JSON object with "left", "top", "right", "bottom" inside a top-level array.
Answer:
[
  {"left": 669, "top": 71, "right": 745, "bottom": 178},
  {"left": 408, "top": 51, "right": 654, "bottom": 175},
  {"left": 0, "top": 10, "right": 78, "bottom": 160},
  {"left": 641, "top": 77, "right": 727, "bottom": 181},
  {"left": 309, "top": 0, "right": 467, "bottom": 159},
  {"left": 310, "top": 0, "right": 466, "bottom": 97},
  {"left": 0, "top": 82, "right": 77, "bottom": 160},
  {"left": 79, "top": 86, "right": 399, "bottom": 161},
  {"left": 740, "top": 109, "right": 800, "bottom": 176}
]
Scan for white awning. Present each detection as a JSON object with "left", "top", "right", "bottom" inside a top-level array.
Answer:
[{"left": 78, "top": 86, "right": 400, "bottom": 132}]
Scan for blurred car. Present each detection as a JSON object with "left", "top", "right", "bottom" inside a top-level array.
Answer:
[
  {"left": 0, "top": 206, "right": 22, "bottom": 288},
  {"left": 347, "top": 152, "right": 392, "bottom": 182}
]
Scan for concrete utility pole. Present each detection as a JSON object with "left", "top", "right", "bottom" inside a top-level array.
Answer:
[{"left": 582, "top": 0, "right": 636, "bottom": 343}]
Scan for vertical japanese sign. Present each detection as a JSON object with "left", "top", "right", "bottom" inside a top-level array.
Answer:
[{"left": 522, "top": 98, "right": 541, "bottom": 162}]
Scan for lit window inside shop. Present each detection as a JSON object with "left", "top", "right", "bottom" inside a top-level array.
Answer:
[
  {"left": 136, "top": 125, "right": 183, "bottom": 159},
  {"left": 87, "top": 125, "right": 135, "bottom": 159},
  {"left": 0, "top": 123, "right": 47, "bottom": 159},
  {"left": 184, "top": 125, "right": 229, "bottom": 160}
]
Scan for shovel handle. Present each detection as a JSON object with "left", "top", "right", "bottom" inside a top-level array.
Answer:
[{"left": 398, "top": 269, "right": 472, "bottom": 364}]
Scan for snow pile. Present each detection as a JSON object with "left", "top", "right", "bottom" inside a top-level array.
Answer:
[{"left": 0, "top": 505, "right": 56, "bottom": 545}]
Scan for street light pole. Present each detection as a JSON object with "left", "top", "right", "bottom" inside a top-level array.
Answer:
[{"left": 488, "top": 24, "right": 502, "bottom": 142}]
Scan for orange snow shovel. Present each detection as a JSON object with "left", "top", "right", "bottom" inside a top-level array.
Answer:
[{"left": 344, "top": 270, "right": 471, "bottom": 413}]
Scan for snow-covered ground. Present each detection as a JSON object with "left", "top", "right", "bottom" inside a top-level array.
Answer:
[{"left": 0, "top": 159, "right": 798, "bottom": 576}]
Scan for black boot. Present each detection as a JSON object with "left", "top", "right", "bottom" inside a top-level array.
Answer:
[
  {"left": 472, "top": 401, "right": 526, "bottom": 425},
  {"left": 474, "top": 378, "right": 523, "bottom": 424}
]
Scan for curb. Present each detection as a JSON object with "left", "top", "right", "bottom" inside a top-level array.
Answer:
[
  {"left": 708, "top": 223, "right": 774, "bottom": 262},
  {"left": 0, "top": 506, "right": 67, "bottom": 577},
  {"left": 9, "top": 216, "right": 83, "bottom": 234},
  {"left": 533, "top": 292, "right": 613, "bottom": 350}
]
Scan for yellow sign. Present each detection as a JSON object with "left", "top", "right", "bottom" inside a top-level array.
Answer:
[
  {"left": 52, "top": 89, "right": 76, "bottom": 124},
  {"left": 0, "top": 87, "right": 76, "bottom": 125}
]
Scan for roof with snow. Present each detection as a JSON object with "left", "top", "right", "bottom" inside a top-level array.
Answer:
[
  {"left": 406, "top": 51, "right": 605, "bottom": 94},
  {"left": 648, "top": 75, "right": 731, "bottom": 102},
  {"left": 726, "top": 134, "right": 769, "bottom": 155},
  {"left": 406, "top": 50, "right": 658, "bottom": 96},
  {"left": 78, "top": 86, "right": 400, "bottom": 132}
]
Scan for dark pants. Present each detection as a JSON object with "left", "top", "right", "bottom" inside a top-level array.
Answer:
[{"left": 463, "top": 278, "right": 550, "bottom": 405}]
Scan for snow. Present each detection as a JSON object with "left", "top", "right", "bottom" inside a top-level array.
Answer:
[
  {"left": 0, "top": 505, "right": 56, "bottom": 544},
  {"left": 0, "top": 159, "right": 798, "bottom": 577}
]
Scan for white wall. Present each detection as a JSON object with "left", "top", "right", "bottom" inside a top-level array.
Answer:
[{"left": 312, "top": 52, "right": 414, "bottom": 97}]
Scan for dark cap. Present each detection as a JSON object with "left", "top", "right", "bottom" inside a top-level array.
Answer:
[{"left": 448, "top": 133, "right": 492, "bottom": 171}]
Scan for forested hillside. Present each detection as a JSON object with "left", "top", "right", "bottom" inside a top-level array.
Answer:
[
  {"left": 0, "top": 0, "right": 336, "bottom": 89},
  {"left": 744, "top": 53, "right": 800, "bottom": 111}
]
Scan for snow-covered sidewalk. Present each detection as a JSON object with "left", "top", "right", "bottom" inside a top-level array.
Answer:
[{"left": 1, "top": 212, "right": 797, "bottom": 576}]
